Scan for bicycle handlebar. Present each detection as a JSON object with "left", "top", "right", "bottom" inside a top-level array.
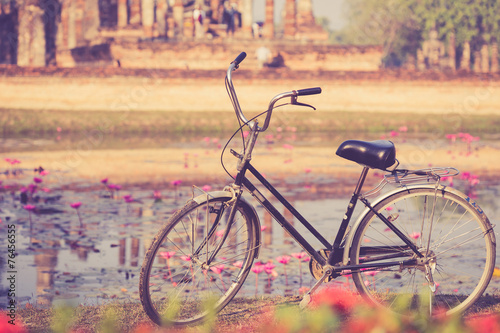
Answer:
[
  {"left": 226, "top": 52, "right": 322, "bottom": 132},
  {"left": 297, "top": 87, "right": 322, "bottom": 96},
  {"left": 231, "top": 52, "right": 247, "bottom": 67}
]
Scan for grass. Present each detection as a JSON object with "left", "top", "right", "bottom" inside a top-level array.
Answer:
[
  {"left": 3, "top": 108, "right": 500, "bottom": 139},
  {"left": 13, "top": 293, "right": 500, "bottom": 332}
]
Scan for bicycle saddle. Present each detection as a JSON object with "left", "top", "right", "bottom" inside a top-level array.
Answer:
[{"left": 336, "top": 140, "right": 396, "bottom": 170}]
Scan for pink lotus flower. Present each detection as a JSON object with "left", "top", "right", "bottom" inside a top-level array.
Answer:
[
  {"left": 153, "top": 190, "right": 162, "bottom": 200},
  {"left": 277, "top": 255, "right": 291, "bottom": 264},
  {"left": 40, "top": 170, "right": 50, "bottom": 176},
  {"left": 33, "top": 177, "right": 43, "bottom": 184},
  {"left": 409, "top": 232, "right": 421, "bottom": 240},
  {"left": 211, "top": 264, "right": 227, "bottom": 290},
  {"left": 101, "top": 178, "right": 108, "bottom": 184},
  {"left": 304, "top": 168, "right": 312, "bottom": 174},
  {"left": 202, "top": 185, "right": 212, "bottom": 192},
  {"left": 264, "top": 262, "right": 276, "bottom": 275},
  {"left": 70, "top": 202, "right": 82, "bottom": 209},
  {"left": 210, "top": 264, "right": 225, "bottom": 275},
  {"left": 123, "top": 194, "right": 134, "bottom": 203},
  {"left": 180, "top": 255, "right": 191, "bottom": 262},
  {"left": 24, "top": 205, "right": 36, "bottom": 211},
  {"left": 291, "top": 252, "right": 307, "bottom": 260},
  {"left": 298, "top": 286, "right": 310, "bottom": 295},
  {"left": 399, "top": 126, "right": 408, "bottom": 132},
  {"left": 446, "top": 133, "right": 457, "bottom": 142},
  {"left": 160, "top": 251, "right": 176, "bottom": 259},
  {"left": 251, "top": 264, "right": 265, "bottom": 274},
  {"left": 363, "top": 270, "right": 379, "bottom": 277},
  {"left": 171, "top": 180, "right": 182, "bottom": 186},
  {"left": 232, "top": 261, "right": 243, "bottom": 268},
  {"left": 390, "top": 130, "right": 399, "bottom": 137}
]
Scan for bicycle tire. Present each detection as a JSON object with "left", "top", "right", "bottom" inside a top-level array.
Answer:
[
  {"left": 350, "top": 186, "right": 496, "bottom": 316},
  {"left": 139, "top": 196, "right": 259, "bottom": 326}
]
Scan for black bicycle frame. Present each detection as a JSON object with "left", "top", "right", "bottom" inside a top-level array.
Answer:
[{"left": 233, "top": 160, "right": 418, "bottom": 273}]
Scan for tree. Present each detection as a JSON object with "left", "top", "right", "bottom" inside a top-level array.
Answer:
[{"left": 336, "top": 0, "right": 500, "bottom": 68}]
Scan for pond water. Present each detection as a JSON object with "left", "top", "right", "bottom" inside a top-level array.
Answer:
[{"left": 1, "top": 133, "right": 500, "bottom": 309}]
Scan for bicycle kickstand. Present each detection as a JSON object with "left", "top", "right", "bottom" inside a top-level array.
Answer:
[{"left": 299, "top": 266, "right": 333, "bottom": 310}]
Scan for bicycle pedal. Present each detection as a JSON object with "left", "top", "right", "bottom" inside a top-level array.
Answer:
[{"left": 299, "top": 294, "right": 312, "bottom": 310}]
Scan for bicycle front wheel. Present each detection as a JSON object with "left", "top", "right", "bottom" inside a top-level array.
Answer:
[
  {"left": 140, "top": 195, "right": 259, "bottom": 326},
  {"left": 350, "top": 186, "right": 496, "bottom": 316}
]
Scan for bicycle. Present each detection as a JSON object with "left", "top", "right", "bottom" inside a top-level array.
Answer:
[{"left": 139, "top": 52, "right": 497, "bottom": 326}]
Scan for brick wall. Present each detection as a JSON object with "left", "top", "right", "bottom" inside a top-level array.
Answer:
[{"left": 108, "top": 40, "right": 383, "bottom": 71}]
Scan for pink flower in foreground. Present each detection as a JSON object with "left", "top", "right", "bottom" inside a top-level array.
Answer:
[
  {"left": 24, "top": 205, "right": 36, "bottom": 211},
  {"left": 70, "top": 202, "right": 82, "bottom": 209}
]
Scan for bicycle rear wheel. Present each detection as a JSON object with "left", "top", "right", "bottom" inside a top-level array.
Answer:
[
  {"left": 350, "top": 186, "right": 496, "bottom": 316},
  {"left": 140, "top": 196, "right": 259, "bottom": 326}
]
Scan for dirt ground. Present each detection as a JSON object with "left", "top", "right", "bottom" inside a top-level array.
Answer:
[
  {"left": 3, "top": 73, "right": 500, "bottom": 184},
  {"left": 2, "top": 74, "right": 500, "bottom": 114}
]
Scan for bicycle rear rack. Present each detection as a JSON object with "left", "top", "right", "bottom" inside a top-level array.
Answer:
[{"left": 363, "top": 167, "right": 460, "bottom": 198}]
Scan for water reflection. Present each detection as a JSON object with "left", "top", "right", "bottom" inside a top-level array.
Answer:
[{"left": 1, "top": 166, "right": 499, "bottom": 307}]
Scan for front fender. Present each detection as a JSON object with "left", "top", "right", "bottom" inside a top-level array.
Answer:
[
  {"left": 192, "top": 191, "right": 262, "bottom": 259},
  {"left": 342, "top": 184, "right": 496, "bottom": 265}
]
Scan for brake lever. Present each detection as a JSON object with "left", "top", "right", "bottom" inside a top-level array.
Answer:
[{"left": 291, "top": 95, "right": 316, "bottom": 110}]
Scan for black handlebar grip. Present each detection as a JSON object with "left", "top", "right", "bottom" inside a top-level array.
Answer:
[
  {"left": 232, "top": 52, "right": 247, "bottom": 66},
  {"left": 296, "top": 87, "right": 322, "bottom": 96}
]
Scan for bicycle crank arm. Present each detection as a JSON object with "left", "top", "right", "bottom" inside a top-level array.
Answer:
[{"left": 299, "top": 265, "right": 334, "bottom": 309}]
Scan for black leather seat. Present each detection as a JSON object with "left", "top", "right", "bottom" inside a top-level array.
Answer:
[{"left": 336, "top": 140, "right": 396, "bottom": 170}]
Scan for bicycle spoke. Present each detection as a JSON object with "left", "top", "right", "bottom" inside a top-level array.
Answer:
[{"left": 351, "top": 187, "right": 495, "bottom": 316}]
